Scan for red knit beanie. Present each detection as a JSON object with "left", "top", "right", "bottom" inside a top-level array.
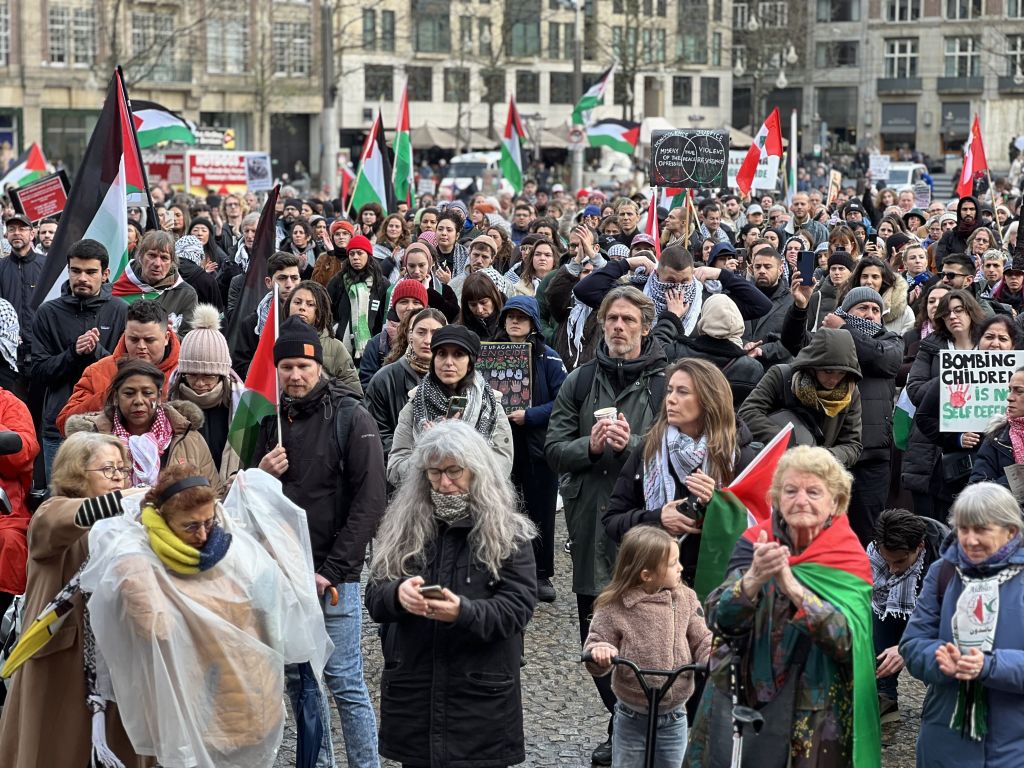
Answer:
[
  {"left": 347, "top": 234, "right": 373, "bottom": 255},
  {"left": 330, "top": 220, "right": 354, "bottom": 235},
  {"left": 390, "top": 278, "right": 428, "bottom": 309}
]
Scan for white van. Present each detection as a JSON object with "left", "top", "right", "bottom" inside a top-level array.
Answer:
[
  {"left": 439, "top": 151, "right": 514, "bottom": 197},
  {"left": 885, "top": 162, "right": 929, "bottom": 188}
]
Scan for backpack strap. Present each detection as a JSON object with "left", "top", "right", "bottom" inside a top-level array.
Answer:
[
  {"left": 333, "top": 396, "right": 359, "bottom": 471},
  {"left": 572, "top": 359, "right": 599, "bottom": 410},
  {"left": 935, "top": 559, "right": 956, "bottom": 606}
]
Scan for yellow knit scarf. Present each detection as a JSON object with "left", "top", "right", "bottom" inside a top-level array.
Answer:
[
  {"left": 793, "top": 371, "right": 853, "bottom": 418},
  {"left": 141, "top": 505, "right": 201, "bottom": 574}
]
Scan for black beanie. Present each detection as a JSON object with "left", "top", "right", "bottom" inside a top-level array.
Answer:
[
  {"left": 430, "top": 325, "right": 481, "bottom": 359},
  {"left": 274, "top": 316, "right": 323, "bottom": 364},
  {"left": 827, "top": 250, "right": 855, "bottom": 271}
]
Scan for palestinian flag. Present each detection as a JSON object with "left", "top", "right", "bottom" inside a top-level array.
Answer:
[
  {"left": 572, "top": 64, "right": 614, "bottom": 125},
  {"left": 739, "top": 513, "right": 881, "bottom": 768},
  {"left": 347, "top": 111, "right": 394, "bottom": 216},
  {"left": 892, "top": 389, "right": 916, "bottom": 451},
  {"left": 500, "top": 96, "right": 525, "bottom": 195},
  {"left": 392, "top": 82, "right": 415, "bottom": 206},
  {"left": 132, "top": 100, "right": 197, "bottom": 148},
  {"left": 659, "top": 187, "right": 687, "bottom": 211},
  {"left": 644, "top": 189, "right": 661, "bottom": 260},
  {"left": 736, "top": 107, "right": 782, "bottom": 196},
  {"left": 0, "top": 143, "right": 48, "bottom": 191},
  {"left": 228, "top": 287, "right": 280, "bottom": 466},
  {"left": 32, "top": 70, "right": 147, "bottom": 309},
  {"left": 692, "top": 423, "right": 792, "bottom": 600},
  {"left": 225, "top": 184, "right": 280, "bottom": 354},
  {"left": 587, "top": 119, "right": 640, "bottom": 155}
]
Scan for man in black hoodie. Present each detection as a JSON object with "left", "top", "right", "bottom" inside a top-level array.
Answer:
[
  {"left": 935, "top": 195, "right": 982, "bottom": 267},
  {"left": 31, "top": 239, "right": 127, "bottom": 478},
  {"left": 252, "top": 316, "right": 385, "bottom": 767}
]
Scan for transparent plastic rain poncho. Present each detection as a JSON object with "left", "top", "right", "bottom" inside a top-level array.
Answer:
[{"left": 79, "top": 469, "right": 333, "bottom": 768}]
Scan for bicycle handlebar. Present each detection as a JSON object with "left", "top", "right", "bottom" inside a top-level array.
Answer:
[{"left": 580, "top": 650, "right": 708, "bottom": 678}]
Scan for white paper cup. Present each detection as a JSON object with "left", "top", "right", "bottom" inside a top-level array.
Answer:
[{"left": 593, "top": 407, "right": 617, "bottom": 421}]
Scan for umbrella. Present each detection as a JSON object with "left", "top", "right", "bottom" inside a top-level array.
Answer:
[
  {"left": 294, "top": 661, "right": 326, "bottom": 768},
  {"left": 2, "top": 572, "right": 81, "bottom": 678}
]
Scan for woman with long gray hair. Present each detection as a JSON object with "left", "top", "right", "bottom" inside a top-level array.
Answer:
[{"left": 365, "top": 420, "right": 537, "bottom": 768}]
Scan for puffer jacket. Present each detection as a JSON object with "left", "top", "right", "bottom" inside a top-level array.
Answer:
[
  {"left": 365, "top": 519, "right": 536, "bottom": 768},
  {"left": 902, "top": 378, "right": 978, "bottom": 498},
  {"left": 738, "top": 328, "right": 863, "bottom": 468}
]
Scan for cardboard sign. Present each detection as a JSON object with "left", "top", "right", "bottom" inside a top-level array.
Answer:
[
  {"left": 913, "top": 180, "right": 932, "bottom": 208},
  {"left": 9, "top": 171, "right": 71, "bottom": 222},
  {"left": 144, "top": 150, "right": 187, "bottom": 189},
  {"left": 939, "top": 349, "right": 1024, "bottom": 432},
  {"left": 826, "top": 169, "right": 843, "bottom": 206},
  {"left": 869, "top": 154, "right": 890, "bottom": 181},
  {"left": 245, "top": 153, "right": 273, "bottom": 192},
  {"left": 650, "top": 130, "right": 728, "bottom": 188},
  {"left": 476, "top": 342, "right": 532, "bottom": 414},
  {"left": 725, "top": 150, "right": 780, "bottom": 191}
]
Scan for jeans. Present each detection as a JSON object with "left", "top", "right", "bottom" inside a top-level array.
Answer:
[
  {"left": 41, "top": 436, "right": 63, "bottom": 482},
  {"left": 612, "top": 702, "right": 688, "bottom": 768},
  {"left": 873, "top": 613, "right": 908, "bottom": 702},
  {"left": 286, "top": 581, "right": 379, "bottom": 768}
]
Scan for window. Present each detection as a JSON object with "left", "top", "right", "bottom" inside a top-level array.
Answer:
[
  {"left": 413, "top": 0, "right": 451, "bottom": 53},
  {"left": 758, "top": 1, "right": 788, "bottom": 27},
  {"left": 49, "top": 5, "right": 95, "bottom": 66},
  {"left": 658, "top": 0, "right": 668, "bottom": 16},
  {"left": 613, "top": 74, "right": 631, "bottom": 105},
  {"left": 459, "top": 15, "right": 473, "bottom": 47},
  {"left": 1009, "top": 35, "right": 1024, "bottom": 74},
  {"left": 516, "top": 70, "right": 540, "bottom": 102},
  {"left": 273, "top": 23, "right": 311, "bottom": 76},
  {"left": 1009, "top": 0, "right": 1024, "bottom": 16},
  {"left": 207, "top": 18, "right": 248, "bottom": 74},
  {"left": 507, "top": 1, "right": 541, "bottom": 57},
  {"left": 734, "top": 2, "right": 749, "bottom": 28},
  {"left": 72, "top": 8, "right": 95, "bottom": 66},
  {"left": 700, "top": 76, "right": 719, "bottom": 107},
  {"left": 365, "top": 65, "right": 393, "bottom": 100},
  {"left": 613, "top": 0, "right": 624, "bottom": 12},
  {"left": 550, "top": 72, "right": 574, "bottom": 103},
  {"left": 443, "top": 67, "right": 469, "bottom": 102},
  {"left": 548, "top": 22, "right": 560, "bottom": 59},
  {"left": 946, "top": 0, "right": 982, "bottom": 18},
  {"left": 884, "top": 38, "right": 918, "bottom": 78},
  {"left": 815, "top": 41, "right": 859, "bottom": 67},
  {"left": 711, "top": 31, "right": 722, "bottom": 66},
  {"left": 132, "top": 13, "right": 172, "bottom": 60},
  {"left": 407, "top": 66, "right": 433, "bottom": 101},
  {"left": 885, "top": 0, "right": 921, "bottom": 20},
  {"left": 547, "top": 22, "right": 574, "bottom": 60},
  {"left": 644, "top": 0, "right": 654, "bottom": 16},
  {"left": 0, "top": 2, "right": 9, "bottom": 67},
  {"left": 678, "top": 32, "right": 708, "bottom": 64},
  {"left": 478, "top": 20, "right": 492, "bottom": 56},
  {"left": 945, "top": 37, "right": 980, "bottom": 77},
  {"left": 48, "top": 7, "right": 69, "bottom": 65},
  {"left": 381, "top": 11, "right": 395, "bottom": 51},
  {"left": 363, "top": 10, "right": 377, "bottom": 50},
  {"left": 481, "top": 69, "right": 505, "bottom": 103},
  {"left": 817, "top": 0, "right": 860, "bottom": 21},
  {"left": 672, "top": 75, "right": 692, "bottom": 105}
]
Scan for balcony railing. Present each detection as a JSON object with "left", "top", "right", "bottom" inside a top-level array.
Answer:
[
  {"left": 936, "top": 76, "right": 984, "bottom": 93},
  {"left": 124, "top": 62, "right": 194, "bottom": 84},
  {"left": 876, "top": 77, "right": 922, "bottom": 93}
]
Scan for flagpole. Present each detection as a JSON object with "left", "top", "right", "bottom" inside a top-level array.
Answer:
[
  {"left": 987, "top": 168, "right": 1003, "bottom": 241},
  {"left": 117, "top": 66, "right": 159, "bottom": 232},
  {"left": 273, "top": 283, "right": 283, "bottom": 446}
]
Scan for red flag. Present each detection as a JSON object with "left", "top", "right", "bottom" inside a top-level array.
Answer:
[
  {"left": 957, "top": 115, "right": 988, "bottom": 199},
  {"left": 736, "top": 108, "right": 783, "bottom": 196},
  {"left": 723, "top": 423, "right": 794, "bottom": 525},
  {"left": 645, "top": 189, "right": 661, "bottom": 260}
]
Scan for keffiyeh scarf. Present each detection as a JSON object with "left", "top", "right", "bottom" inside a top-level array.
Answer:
[
  {"left": 868, "top": 541, "right": 925, "bottom": 619},
  {"left": 255, "top": 291, "right": 275, "bottom": 336},
  {"left": 644, "top": 273, "right": 702, "bottom": 334},
  {"left": 431, "top": 490, "right": 472, "bottom": 525},
  {"left": 0, "top": 299, "right": 19, "bottom": 372},
  {"left": 566, "top": 300, "right": 592, "bottom": 368},
  {"left": 643, "top": 427, "right": 708, "bottom": 511},
  {"left": 834, "top": 307, "right": 884, "bottom": 338},
  {"left": 411, "top": 372, "right": 498, "bottom": 439},
  {"left": 233, "top": 239, "right": 249, "bottom": 272},
  {"left": 175, "top": 235, "right": 204, "bottom": 266},
  {"left": 111, "top": 407, "right": 174, "bottom": 486}
]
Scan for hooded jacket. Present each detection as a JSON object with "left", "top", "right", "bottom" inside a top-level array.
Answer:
[
  {"left": 31, "top": 283, "right": 128, "bottom": 440},
  {"left": 934, "top": 196, "right": 982, "bottom": 266},
  {"left": 56, "top": 330, "right": 182, "bottom": 437},
  {"left": 738, "top": 328, "right": 864, "bottom": 468}
]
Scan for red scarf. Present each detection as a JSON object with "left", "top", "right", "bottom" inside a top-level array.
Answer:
[{"left": 1008, "top": 417, "right": 1024, "bottom": 465}]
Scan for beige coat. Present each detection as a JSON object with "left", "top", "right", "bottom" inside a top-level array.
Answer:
[{"left": 0, "top": 496, "right": 152, "bottom": 767}]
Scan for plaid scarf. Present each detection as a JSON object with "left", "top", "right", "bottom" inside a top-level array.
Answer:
[
  {"left": 868, "top": 541, "right": 925, "bottom": 620},
  {"left": 643, "top": 427, "right": 708, "bottom": 511},
  {"left": 834, "top": 307, "right": 884, "bottom": 338}
]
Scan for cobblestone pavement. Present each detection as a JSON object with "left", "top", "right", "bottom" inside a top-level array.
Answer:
[{"left": 277, "top": 514, "right": 924, "bottom": 767}]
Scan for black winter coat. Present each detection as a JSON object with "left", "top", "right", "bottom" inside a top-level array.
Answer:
[
  {"left": 546, "top": 266, "right": 601, "bottom": 372},
  {"left": 0, "top": 249, "right": 45, "bottom": 351},
  {"left": 365, "top": 358, "right": 421, "bottom": 456},
  {"left": 178, "top": 259, "right": 224, "bottom": 310},
  {"left": 250, "top": 379, "right": 386, "bottom": 584},
  {"left": 902, "top": 378, "right": 977, "bottom": 498},
  {"left": 743, "top": 279, "right": 794, "bottom": 369},
  {"left": 326, "top": 272, "right": 389, "bottom": 357},
  {"left": 30, "top": 283, "right": 128, "bottom": 440},
  {"left": 653, "top": 319, "right": 764, "bottom": 405},
  {"left": 968, "top": 422, "right": 1015, "bottom": 489},
  {"left": 365, "top": 522, "right": 537, "bottom": 768}
]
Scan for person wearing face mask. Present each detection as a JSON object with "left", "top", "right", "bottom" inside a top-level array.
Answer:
[
  {"left": 388, "top": 324, "right": 513, "bottom": 486},
  {"left": 785, "top": 285, "right": 904, "bottom": 545},
  {"left": 326, "top": 234, "right": 389, "bottom": 366},
  {"left": 935, "top": 196, "right": 983, "bottom": 267}
]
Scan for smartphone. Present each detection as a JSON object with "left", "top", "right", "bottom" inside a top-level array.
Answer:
[
  {"left": 418, "top": 584, "right": 445, "bottom": 599},
  {"left": 446, "top": 395, "right": 469, "bottom": 420},
  {"left": 797, "top": 251, "right": 816, "bottom": 286}
]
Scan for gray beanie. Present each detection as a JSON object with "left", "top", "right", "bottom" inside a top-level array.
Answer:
[{"left": 841, "top": 286, "right": 885, "bottom": 313}]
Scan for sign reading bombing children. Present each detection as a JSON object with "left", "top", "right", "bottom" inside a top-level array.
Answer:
[
  {"left": 650, "top": 130, "right": 728, "bottom": 188},
  {"left": 939, "top": 349, "right": 1024, "bottom": 432}
]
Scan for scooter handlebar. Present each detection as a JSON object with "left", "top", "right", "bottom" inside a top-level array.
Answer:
[{"left": 580, "top": 650, "right": 708, "bottom": 677}]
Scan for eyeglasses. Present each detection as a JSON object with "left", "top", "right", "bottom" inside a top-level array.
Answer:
[
  {"left": 426, "top": 466, "right": 465, "bottom": 481},
  {"left": 947, "top": 306, "right": 967, "bottom": 316},
  {"left": 87, "top": 465, "right": 129, "bottom": 479},
  {"left": 180, "top": 517, "right": 218, "bottom": 535},
  {"left": 940, "top": 271, "right": 966, "bottom": 280}
]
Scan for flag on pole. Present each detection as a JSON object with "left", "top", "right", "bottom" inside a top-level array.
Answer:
[
  {"left": 785, "top": 108, "right": 798, "bottom": 206},
  {"left": 692, "top": 423, "right": 793, "bottom": 600},
  {"left": 347, "top": 111, "right": 395, "bottom": 216},
  {"left": 586, "top": 119, "right": 640, "bottom": 155},
  {"left": 392, "top": 82, "right": 415, "bottom": 206},
  {"left": 500, "top": 96, "right": 525, "bottom": 195},
  {"left": 225, "top": 184, "right": 280, "bottom": 354},
  {"left": 228, "top": 286, "right": 280, "bottom": 466},
  {"left": 572, "top": 64, "right": 614, "bottom": 125},
  {"left": 645, "top": 189, "right": 662, "bottom": 260},
  {"left": 659, "top": 187, "right": 687, "bottom": 211},
  {"left": 957, "top": 115, "right": 988, "bottom": 199},
  {"left": 892, "top": 389, "right": 917, "bottom": 451},
  {"left": 736, "top": 108, "right": 783, "bottom": 196},
  {"left": 0, "top": 143, "right": 48, "bottom": 191},
  {"left": 131, "top": 100, "right": 197, "bottom": 148},
  {"left": 31, "top": 69, "right": 147, "bottom": 309}
]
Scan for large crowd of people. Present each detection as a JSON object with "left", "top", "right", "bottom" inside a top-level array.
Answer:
[{"left": 0, "top": 167, "right": 1022, "bottom": 768}]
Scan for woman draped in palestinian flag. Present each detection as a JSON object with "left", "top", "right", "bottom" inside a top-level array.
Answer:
[{"left": 684, "top": 446, "right": 880, "bottom": 768}]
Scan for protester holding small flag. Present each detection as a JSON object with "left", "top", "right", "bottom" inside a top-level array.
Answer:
[
  {"left": 230, "top": 252, "right": 304, "bottom": 380},
  {"left": 684, "top": 446, "right": 880, "bottom": 768}
]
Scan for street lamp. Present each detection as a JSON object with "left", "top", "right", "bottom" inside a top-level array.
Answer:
[
  {"left": 1014, "top": 62, "right": 1024, "bottom": 86},
  {"left": 775, "top": 69, "right": 788, "bottom": 89},
  {"left": 747, "top": 13, "right": 760, "bottom": 31},
  {"left": 733, "top": 60, "right": 745, "bottom": 78},
  {"left": 785, "top": 43, "right": 798, "bottom": 65}
]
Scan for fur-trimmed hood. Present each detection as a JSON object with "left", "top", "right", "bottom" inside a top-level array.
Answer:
[
  {"left": 64, "top": 400, "right": 205, "bottom": 437},
  {"left": 882, "top": 274, "right": 909, "bottom": 324}
]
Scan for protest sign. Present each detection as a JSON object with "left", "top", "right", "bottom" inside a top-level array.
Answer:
[
  {"left": 651, "top": 130, "right": 728, "bottom": 188},
  {"left": 476, "top": 342, "right": 532, "bottom": 414},
  {"left": 245, "top": 154, "right": 273, "bottom": 192},
  {"left": 869, "top": 154, "right": 890, "bottom": 181},
  {"left": 913, "top": 180, "right": 931, "bottom": 208},
  {"left": 826, "top": 170, "right": 843, "bottom": 206},
  {"left": 726, "top": 150, "right": 780, "bottom": 191},
  {"left": 9, "top": 171, "right": 71, "bottom": 222},
  {"left": 939, "top": 349, "right": 1024, "bottom": 431}
]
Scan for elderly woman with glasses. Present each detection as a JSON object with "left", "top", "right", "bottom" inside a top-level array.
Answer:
[
  {"left": 366, "top": 420, "right": 537, "bottom": 768},
  {"left": 0, "top": 432, "right": 148, "bottom": 768}
]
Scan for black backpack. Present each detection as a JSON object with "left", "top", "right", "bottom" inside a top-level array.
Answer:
[{"left": 570, "top": 359, "right": 667, "bottom": 418}]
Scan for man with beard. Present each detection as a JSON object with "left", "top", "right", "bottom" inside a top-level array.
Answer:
[
  {"left": 111, "top": 230, "right": 199, "bottom": 334},
  {"left": 510, "top": 203, "right": 533, "bottom": 246},
  {"left": 326, "top": 235, "right": 389, "bottom": 366},
  {"left": 0, "top": 214, "right": 45, "bottom": 372},
  {"left": 230, "top": 251, "right": 304, "bottom": 378},
  {"left": 31, "top": 239, "right": 127, "bottom": 477},
  {"left": 275, "top": 197, "right": 302, "bottom": 246},
  {"left": 935, "top": 196, "right": 983, "bottom": 267},
  {"left": 33, "top": 218, "right": 57, "bottom": 256},
  {"left": 742, "top": 245, "right": 795, "bottom": 368}
]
